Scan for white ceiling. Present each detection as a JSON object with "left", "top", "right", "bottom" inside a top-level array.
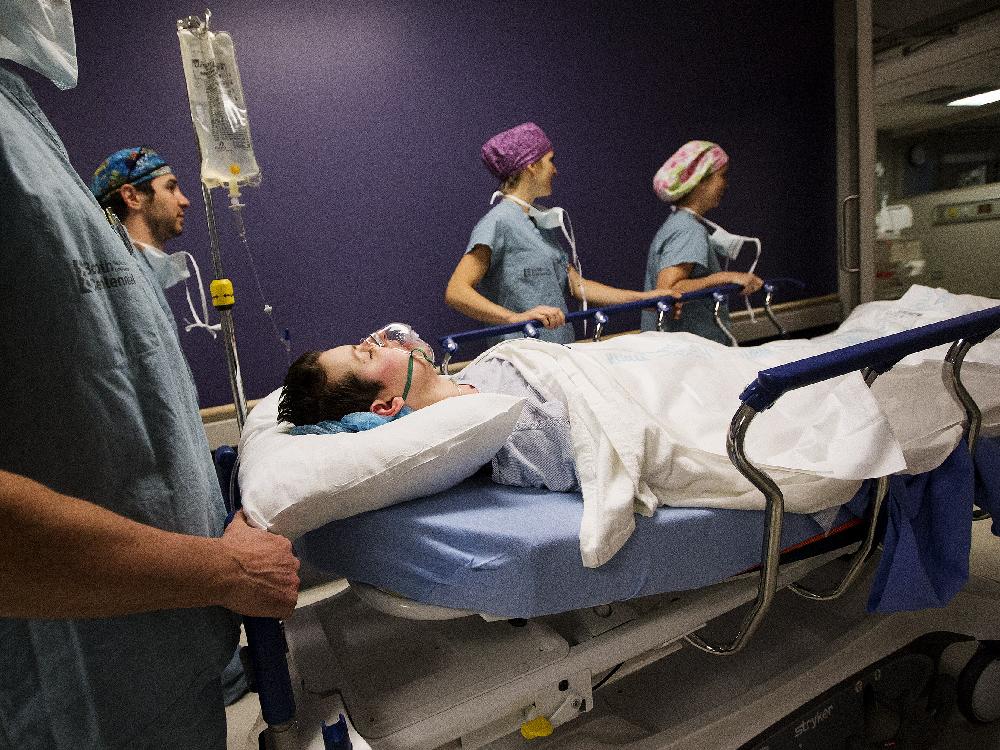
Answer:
[{"left": 874, "top": 0, "right": 1000, "bottom": 134}]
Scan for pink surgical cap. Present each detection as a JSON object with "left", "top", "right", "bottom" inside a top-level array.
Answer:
[
  {"left": 653, "top": 140, "right": 729, "bottom": 203},
  {"left": 481, "top": 122, "right": 553, "bottom": 180}
]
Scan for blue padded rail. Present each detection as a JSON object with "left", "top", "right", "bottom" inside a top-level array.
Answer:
[
  {"left": 439, "top": 282, "right": 745, "bottom": 354},
  {"left": 741, "top": 304, "right": 1000, "bottom": 412}
]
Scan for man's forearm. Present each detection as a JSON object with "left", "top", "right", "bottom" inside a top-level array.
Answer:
[{"left": 0, "top": 470, "right": 234, "bottom": 619}]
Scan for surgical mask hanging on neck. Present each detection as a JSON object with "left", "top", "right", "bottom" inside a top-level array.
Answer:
[
  {"left": 679, "top": 207, "right": 762, "bottom": 319},
  {"left": 0, "top": 0, "right": 78, "bottom": 90},
  {"left": 680, "top": 208, "right": 761, "bottom": 268},
  {"left": 139, "top": 244, "right": 221, "bottom": 338},
  {"left": 490, "top": 191, "right": 588, "bottom": 330},
  {"left": 142, "top": 245, "right": 191, "bottom": 290}
]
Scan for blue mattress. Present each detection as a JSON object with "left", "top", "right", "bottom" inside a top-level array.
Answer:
[
  {"left": 290, "top": 438, "right": 1000, "bottom": 618},
  {"left": 296, "top": 470, "right": 866, "bottom": 619}
]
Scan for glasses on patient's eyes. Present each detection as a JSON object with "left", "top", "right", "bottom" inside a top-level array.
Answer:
[{"left": 361, "top": 323, "right": 435, "bottom": 363}]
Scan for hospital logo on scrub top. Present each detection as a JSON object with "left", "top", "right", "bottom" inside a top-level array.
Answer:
[{"left": 73, "top": 258, "right": 136, "bottom": 295}]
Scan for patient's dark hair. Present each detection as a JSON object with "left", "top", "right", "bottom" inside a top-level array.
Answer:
[{"left": 277, "top": 350, "right": 383, "bottom": 425}]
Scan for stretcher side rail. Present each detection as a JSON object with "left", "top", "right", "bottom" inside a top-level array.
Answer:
[
  {"left": 437, "top": 280, "right": 795, "bottom": 371},
  {"left": 761, "top": 277, "right": 807, "bottom": 337},
  {"left": 213, "top": 446, "right": 299, "bottom": 745},
  {"left": 686, "top": 304, "right": 1000, "bottom": 657}
]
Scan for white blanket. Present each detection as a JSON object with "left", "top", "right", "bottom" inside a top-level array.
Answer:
[{"left": 473, "top": 286, "right": 1000, "bottom": 567}]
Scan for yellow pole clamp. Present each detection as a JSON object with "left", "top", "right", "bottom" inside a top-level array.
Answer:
[
  {"left": 520, "top": 716, "right": 553, "bottom": 740},
  {"left": 211, "top": 278, "right": 235, "bottom": 310}
]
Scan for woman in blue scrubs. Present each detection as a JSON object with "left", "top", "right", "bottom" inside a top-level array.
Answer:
[
  {"left": 641, "top": 140, "right": 763, "bottom": 344},
  {"left": 445, "top": 122, "right": 666, "bottom": 343}
]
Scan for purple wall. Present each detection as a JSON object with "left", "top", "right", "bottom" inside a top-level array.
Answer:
[{"left": 28, "top": 1, "right": 836, "bottom": 408}]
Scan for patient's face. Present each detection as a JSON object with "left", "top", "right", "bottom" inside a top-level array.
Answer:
[{"left": 318, "top": 343, "right": 435, "bottom": 405}]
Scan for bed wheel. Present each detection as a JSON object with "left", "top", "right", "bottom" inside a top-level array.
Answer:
[{"left": 957, "top": 641, "right": 1000, "bottom": 725}]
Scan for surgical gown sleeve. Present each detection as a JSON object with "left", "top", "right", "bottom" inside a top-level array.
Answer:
[
  {"left": 648, "top": 209, "right": 714, "bottom": 274},
  {"left": 0, "top": 65, "right": 237, "bottom": 750},
  {"left": 465, "top": 207, "right": 508, "bottom": 256}
]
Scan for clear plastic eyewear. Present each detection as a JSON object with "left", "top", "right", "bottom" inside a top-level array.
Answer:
[{"left": 362, "top": 323, "right": 435, "bottom": 363}]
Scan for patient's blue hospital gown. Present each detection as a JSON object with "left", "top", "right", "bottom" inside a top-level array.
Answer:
[
  {"left": 456, "top": 358, "right": 578, "bottom": 490},
  {"left": 0, "top": 65, "right": 237, "bottom": 749}
]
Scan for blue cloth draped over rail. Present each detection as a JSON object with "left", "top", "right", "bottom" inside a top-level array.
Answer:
[{"left": 865, "top": 437, "right": 999, "bottom": 614}]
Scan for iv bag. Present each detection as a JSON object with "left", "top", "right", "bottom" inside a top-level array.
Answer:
[{"left": 177, "top": 20, "right": 261, "bottom": 188}]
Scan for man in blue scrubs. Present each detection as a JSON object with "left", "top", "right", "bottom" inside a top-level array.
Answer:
[
  {"left": 0, "top": 3, "right": 299, "bottom": 747},
  {"left": 89, "top": 146, "right": 194, "bottom": 327}
]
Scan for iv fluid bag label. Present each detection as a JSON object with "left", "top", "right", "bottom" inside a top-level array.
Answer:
[{"left": 177, "top": 27, "right": 261, "bottom": 188}]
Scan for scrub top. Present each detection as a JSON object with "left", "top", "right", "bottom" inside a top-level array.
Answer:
[
  {"left": 0, "top": 65, "right": 237, "bottom": 749},
  {"left": 642, "top": 208, "right": 730, "bottom": 344},
  {"left": 465, "top": 200, "right": 575, "bottom": 345}
]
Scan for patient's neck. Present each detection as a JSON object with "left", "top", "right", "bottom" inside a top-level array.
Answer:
[{"left": 407, "top": 375, "right": 474, "bottom": 410}]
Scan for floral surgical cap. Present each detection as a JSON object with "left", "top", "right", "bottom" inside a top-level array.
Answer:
[
  {"left": 652, "top": 140, "right": 729, "bottom": 203},
  {"left": 481, "top": 122, "right": 553, "bottom": 181},
  {"left": 90, "top": 146, "right": 173, "bottom": 205}
]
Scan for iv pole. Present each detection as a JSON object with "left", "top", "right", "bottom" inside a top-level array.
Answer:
[
  {"left": 177, "top": 11, "right": 248, "bottom": 432},
  {"left": 176, "top": 16, "right": 299, "bottom": 748}
]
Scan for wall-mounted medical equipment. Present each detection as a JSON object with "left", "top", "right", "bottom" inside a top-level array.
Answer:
[{"left": 934, "top": 197, "right": 1000, "bottom": 225}]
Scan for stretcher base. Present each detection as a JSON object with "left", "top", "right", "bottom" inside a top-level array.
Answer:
[{"left": 267, "top": 544, "right": 1000, "bottom": 750}]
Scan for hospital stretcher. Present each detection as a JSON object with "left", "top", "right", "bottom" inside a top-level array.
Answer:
[{"left": 224, "top": 296, "right": 1000, "bottom": 750}]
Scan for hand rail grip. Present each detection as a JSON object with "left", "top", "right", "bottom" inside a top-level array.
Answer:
[
  {"left": 840, "top": 194, "right": 860, "bottom": 273},
  {"left": 714, "top": 292, "right": 740, "bottom": 347},
  {"left": 789, "top": 475, "right": 890, "bottom": 601},
  {"left": 685, "top": 404, "right": 784, "bottom": 655}
]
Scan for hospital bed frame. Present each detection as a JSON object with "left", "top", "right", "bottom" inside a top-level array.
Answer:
[{"left": 237, "top": 299, "right": 1000, "bottom": 750}]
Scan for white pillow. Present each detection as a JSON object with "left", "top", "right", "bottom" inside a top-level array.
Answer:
[{"left": 238, "top": 388, "right": 526, "bottom": 538}]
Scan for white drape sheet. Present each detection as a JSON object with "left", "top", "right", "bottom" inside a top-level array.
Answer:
[{"left": 475, "top": 285, "right": 999, "bottom": 567}]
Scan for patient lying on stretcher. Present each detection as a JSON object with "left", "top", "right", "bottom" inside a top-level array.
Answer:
[
  {"left": 277, "top": 321, "right": 945, "bottom": 565},
  {"left": 257, "top": 286, "right": 999, "bottom": 566}
]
